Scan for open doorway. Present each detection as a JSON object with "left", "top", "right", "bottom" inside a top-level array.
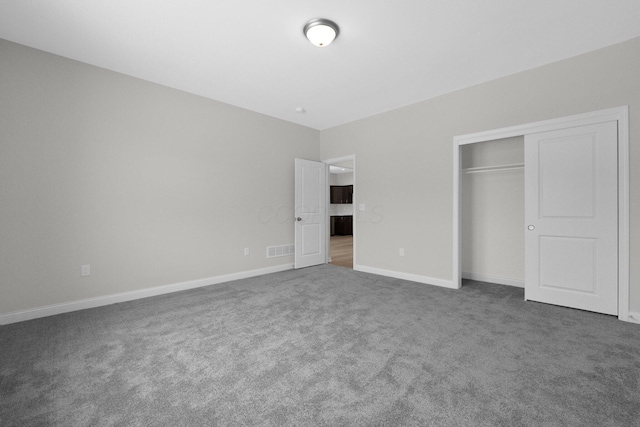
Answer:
[{"left": 324, "top": 156, "right": 355, "bottom": 269}]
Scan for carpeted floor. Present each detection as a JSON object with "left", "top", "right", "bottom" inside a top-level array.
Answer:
[{"left": 1, "top": 264, "right": 639, "bottom": 426}]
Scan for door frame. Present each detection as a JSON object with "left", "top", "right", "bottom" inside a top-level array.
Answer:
[
  {"left": 452, "top": 106, "right": 630, "bottom": 321},
  {"left": 323, "top": 155, "right": 356, "bottom": 267}
]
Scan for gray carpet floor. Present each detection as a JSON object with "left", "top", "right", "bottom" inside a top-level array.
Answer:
[{"left": 1, "top": 264, "right": 639, "bottom": 426}]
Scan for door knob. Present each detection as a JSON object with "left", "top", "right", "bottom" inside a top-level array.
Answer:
[
  {"left": 296, "top": 217, "right": 302, "bottom": 221},
  {"left": 528, "top": 225, "right": 535, "bottom": 231}
]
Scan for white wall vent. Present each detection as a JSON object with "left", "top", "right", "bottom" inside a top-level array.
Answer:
[{"left": 266, "top": 244, "right": 295, "bottom": 258}]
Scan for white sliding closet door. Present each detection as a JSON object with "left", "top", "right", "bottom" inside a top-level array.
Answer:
[{"left": 524, "top": 121, "right": 618, "bottom": 315}]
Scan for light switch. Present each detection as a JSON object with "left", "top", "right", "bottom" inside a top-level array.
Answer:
[{"left": 359, "top": 203, "right": 366, "bottom": 211}]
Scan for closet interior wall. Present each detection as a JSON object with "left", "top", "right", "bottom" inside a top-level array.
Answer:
[{"left": 461, "top": 136, "right": 525, "bottom": 287}]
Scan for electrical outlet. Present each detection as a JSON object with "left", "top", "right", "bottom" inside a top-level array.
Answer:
[
  {"left": 81, "top": 265, "right": 91, "bottom": 276},
  {"left": 244, "top": 247, "right": 250, "bottom": 256},
  {"left": 399, "top": 248, "right": 405, "bottom": 257}
]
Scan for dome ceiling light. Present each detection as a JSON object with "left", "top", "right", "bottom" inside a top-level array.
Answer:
[{"left": 303, "top": 18, "right": 339, "bottom": 47}]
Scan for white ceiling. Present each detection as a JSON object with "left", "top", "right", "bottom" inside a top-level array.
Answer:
[{"left": 1, "top": 1, "right": 639, "bottom": 130}]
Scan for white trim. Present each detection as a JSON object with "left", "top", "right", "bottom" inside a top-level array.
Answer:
[
  {"left": 0, "top": 264, "right": 294, "bottom": 325},
  {"left": 618, "top": 107, "right": 630, "bottom": 322},
  {"left": 355, "top": 264, "right": 456, "bottom": 289},
  {"left": 323, "top": 155, "right": 356, "bottom": 166},
  {"left": 627, "top": 312, "right": 640, "bottom": 325},
  {"left": 453, "top": 139, "right": 461, "bottom": 289},
  {"left": 454, "top": 106, "right": 627, "bottom": 145},
  {"left": 452, "top": 106, "right": 630, "bottom": 322},
  {"left": 323, "top": 154, "right": 356, "bottom": 268},
  {"left": 461, "top": 272, "right": 524, "bottom": 288}
]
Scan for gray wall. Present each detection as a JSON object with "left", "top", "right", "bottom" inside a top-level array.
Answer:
[
  {"left": 321, "top": 37, "right": 640, "bottom": 312},
  {"left": 0, "top": 39, "right": 319, "bottom": 315},
  {"left": 3, "top": 36, "right": 640, "bottom": 318}
]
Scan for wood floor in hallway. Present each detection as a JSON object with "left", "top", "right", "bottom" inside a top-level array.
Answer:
[{"left": 330, "top": 235, "right": 353, "bottom": 269}]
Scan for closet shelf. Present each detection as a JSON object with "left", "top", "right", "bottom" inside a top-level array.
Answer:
[{"left": 462, "top": 163, "right": 524, "bottom": 174}]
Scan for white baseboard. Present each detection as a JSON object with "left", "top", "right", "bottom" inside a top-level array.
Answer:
[
  {"left": 626, "top": 311, "right": 640, "bottom": 324},
  {"left": 354, "top": 264, "right": 456, "bottom": 289},
  {"left": 0, "top": 264, "right": 294, "bottom": 325},
  {"left": 461, "top": 272, "right": 524, "bottom": 288}
]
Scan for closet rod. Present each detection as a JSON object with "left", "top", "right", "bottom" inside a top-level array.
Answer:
[{"left": 462, "top": 163, "right": 524, "bottom": 174}]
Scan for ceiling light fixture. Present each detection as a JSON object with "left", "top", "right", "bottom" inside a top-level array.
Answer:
[{"left": 303, "top": 18, "right": 339, "bottom": 47}]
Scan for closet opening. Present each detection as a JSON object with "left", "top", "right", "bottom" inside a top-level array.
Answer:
[
  {"left": 460, "top": 136, "right": 524, "bottom": 289},
  {"left": 452, "top": 107, "right": 629, "bottom": 321}
]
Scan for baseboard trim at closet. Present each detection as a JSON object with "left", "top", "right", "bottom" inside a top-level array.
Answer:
[
  {"left": 626, "top": 312, "right": 640, "bottom": 324},
  {"left": 355, "top": 265, "right": 455, "bottom": 289},
  {"left": 462, "top": 272, "right": 524, "bottom": 288}
]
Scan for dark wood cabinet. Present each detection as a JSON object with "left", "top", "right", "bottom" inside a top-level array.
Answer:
[
  {"left": 330, "top": 185, "right": 353, "bottom": 204},
  {"left": 330, "top": 186, "right": 341, "bottom": 203},
  {"left": 331, "top": 216, "right": 353, "bottom": 236}
]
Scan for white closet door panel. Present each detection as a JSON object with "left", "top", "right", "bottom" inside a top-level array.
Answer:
[{"left": 525, "top": 121, "right": 618, "bottom": 315}]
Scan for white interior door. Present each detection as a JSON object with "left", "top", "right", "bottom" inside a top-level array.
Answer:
[
  {"left": 295, "top": 158, "right": 327, "bottom": 269},
  {"left": 524, "top": 121, "right": 618, "bottom": 315}
]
